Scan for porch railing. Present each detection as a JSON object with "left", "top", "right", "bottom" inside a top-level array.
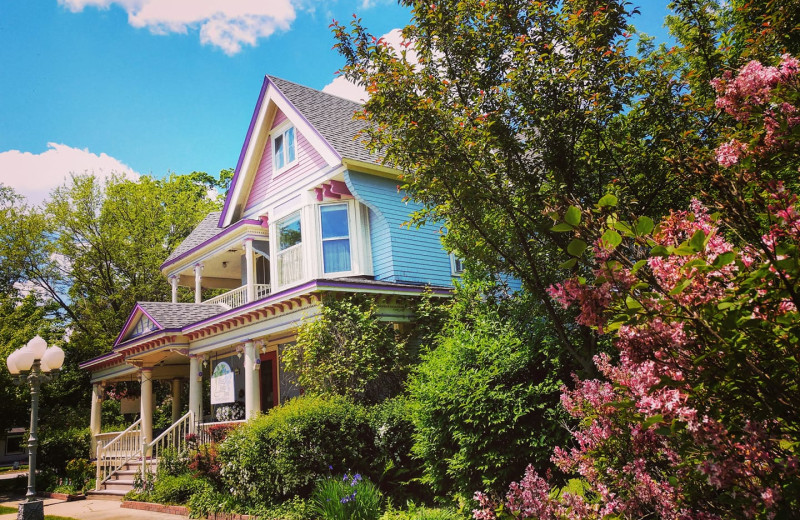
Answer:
[
  {"left": 95, "top": 418, "right": 142, "bottom": 490},
  {"left": 204, "top": 284, "right": 271, "bottom": 309},
  {"left": 196, "top": 420, "right": 246, "bottom": 445},
  {"left": 142, "top": 411, "right": 195, "bottom": 483}
]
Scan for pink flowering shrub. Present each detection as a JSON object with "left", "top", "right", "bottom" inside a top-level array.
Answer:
[{"left": 474, "top": 56, "right": 800, "bottom": 519}]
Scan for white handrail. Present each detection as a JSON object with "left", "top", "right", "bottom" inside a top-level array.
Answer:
[
  {"left": 204, "top": 284, "right": 271, "bottom": 308},
  {"left": 95, "top": 418, "right": 142, "bottom": 490},
  {"left": 141, "top": 411, "right": 195, "bottom": 485}
]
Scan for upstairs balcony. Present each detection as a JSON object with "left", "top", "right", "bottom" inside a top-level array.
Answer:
[{"left": 204, "top": 283, "right": 271, "bottom": 309}]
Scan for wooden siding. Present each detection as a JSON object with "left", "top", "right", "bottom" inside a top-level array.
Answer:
[
  {"left": 345, "top": 170, "right": 453, "bottom": 287},
  {"left": 244, "top": 109, "right": 327, "bottom": 212}
]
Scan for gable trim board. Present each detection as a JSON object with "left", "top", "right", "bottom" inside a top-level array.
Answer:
[
  {"left": 220, "top": 76, "right": 342, "bottom": 229},
  {"left": 161, "top": 218, "right": 263, "bottom": 271}
]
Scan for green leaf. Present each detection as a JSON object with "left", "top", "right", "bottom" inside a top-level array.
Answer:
[
  {"left": 564, "top": 206, "right": 581, "bottom": 226},
  {"left": 650, "top": 245, "right": 669, "bottom": 256},
  {"left": 601, "top": 229, "right": 622, "bottom": 249},
  {"left": 631, "top": 259, "right": 647, "bottom": 274},
  {"left": 597, "top": 193, "right": 618, "bottom": 207},
  {"left": 613, "top": 221, "right": 633, "bottom": 236},
  {"left": 625, "top": 296, "right": 642, "bottom": 309},
  {"left": 567, "top": 239, "right": 588, "bottom": 257},
  {"left": 689, "top": 230, "right": 706, "bottom": 252},
  {"left": 635, "top": 216, "right": 654, "bottom": 235},
  {"left": 669, "top": 279, "right": 691, "bottom": 295},
  {"left": 550, "top": 223, "right": 574, "bottom": 232},
  {"left": 642, "top": 414, "right": 664, "bottom": 429},
  {"left": 559, "top": 258, "right": 578, "bottom": 269},
  {"left": 673, "top": 245, "right": 696, "bottom": 256}
]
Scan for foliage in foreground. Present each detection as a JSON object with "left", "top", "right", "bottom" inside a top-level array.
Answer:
[
  {"left": 474, "top": 54, "right": 800, "bottom": 519},
  {"left": 409, "top": 280, "right": 569, "bottom": 502},
  {"left": 311, "top": 473, "right": 383, "bottom": 520}
]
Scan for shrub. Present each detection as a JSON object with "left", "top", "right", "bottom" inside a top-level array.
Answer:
[
  {"left": 218, "top": 395, "right": 377, "bottom": 506},
  {"left": 151, "top": 472, "right": 210, "bottom": 505},
  {"left": 369, "top": 397, "right": 429, "bottom": 504},
  {"left": 283, "top": 295, "right": 412, "bottom": 404},
  {"left": 408, "top": 283, "right": 568, "bottom": 503},
  {"left": 38, "top": 426, "right": 91, "bottom": 475},
  {"left": 380, "top": 506, "right": 464, "bottom": 520},
  {"left": 64, "top": 458, "right": 95, "bottom": 493},
  {"left": 311, "top": 473, "right": 383, "bottom": 520},
  {"left": 157, "top": 447, "right": 189, "bottom": 478}
]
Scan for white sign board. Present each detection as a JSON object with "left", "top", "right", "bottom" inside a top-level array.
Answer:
[{"left": 210, "top": 361, "right": 235, "bottom": 405}]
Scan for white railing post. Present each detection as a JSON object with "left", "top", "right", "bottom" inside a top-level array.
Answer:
[{"left": 95, "top": 441, "right": 103, "bottom": 490}]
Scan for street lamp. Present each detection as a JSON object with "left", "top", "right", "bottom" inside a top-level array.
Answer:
[{"left": 5, "top": 336, "right": 65, "bottom": 520}]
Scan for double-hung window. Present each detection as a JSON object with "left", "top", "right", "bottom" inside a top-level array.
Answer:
[
  {"left": 277, "top": 212, "right": 303, "bottom": 286},
  {"left": 320, "top": 203, "right": 351, "bottom": 273},
  {"left": 273, "top": 126, "right": 296, "bottom": 172}
]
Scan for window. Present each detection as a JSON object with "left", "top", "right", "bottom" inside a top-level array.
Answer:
[
  {"left": 277, "top": 212, "right": 303, "bottom": 286},
  {"left": 450, "top": 254, "right": 465, "bottom": 275},
  {"left": 320, "top": 203, "right": 351, "bottom": 273},
  {"left": 273, "top": 126, "right": 296, "bottom": 171}
]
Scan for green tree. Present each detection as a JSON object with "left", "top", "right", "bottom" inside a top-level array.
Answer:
[
  {"left": 283, "top": 295, "right": 413, "bottom": 404},
  {"left": 332, "top": 0, "right": 800, "bottom": 373}
]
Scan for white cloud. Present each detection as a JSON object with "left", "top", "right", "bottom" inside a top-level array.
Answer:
[
  {"left": 0, "top": 143, "right": 139, "bottom": 205},
  {"left": 322, "top": 75, "right": 368, "bottom": 103},
  {"left": 59, "top": 0, "right": 296, "bottom": 55},
  {"left": 322, "top": 28, "right": 418, "bottom": 103}
]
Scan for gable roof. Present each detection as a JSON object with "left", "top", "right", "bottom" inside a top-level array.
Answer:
[
  {"left": 268, "top": 76, "right": 379, "bottom": 165},
  {"left": 164, "top": 211, "right": 223, "bottom": 265},
  {"left": 219, "top": 75, "right": 381, "bottom": 228},
  {"left": 116, "top": 301, "right": 227, "bottom": 347}
]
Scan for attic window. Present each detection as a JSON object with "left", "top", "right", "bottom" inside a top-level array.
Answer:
[
  {"left": 129, "top": 315, "right": 156, "bottom": 339},
  {"left": 273, "top": 126, "right": 296, "bottom": 172}
]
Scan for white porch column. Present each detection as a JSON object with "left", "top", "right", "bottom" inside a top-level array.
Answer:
[
  {"left": 194, "top": 264, "right": 203, "bottom": 304},
  {"left": 244, "top": 239, "right": 255, "bottom": 303},
  {"left": 171, "top": 378, "right": 182, "bottom": 423},
  {"left": 89, "top": 383, "right": 103, "bottom": 458},
  {"left": 243, "top": 341, "right": 261, "bottom": 418},
  {"left": 170, "top": 275, "right": 179, "bottom": 303},
  {"left": 189, "top": 355, "right": 202, "bottom": 423},
  {"left": 140, "top": 368, "right": 154, "bottom": 448}
]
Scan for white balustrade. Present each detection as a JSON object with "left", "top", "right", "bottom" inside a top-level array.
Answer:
[
  {"left": 95, "top": 419, "right": 142, "bottom": 490},
  {"left": 204, "top": 284, "right": 271, "bottom": 309}
]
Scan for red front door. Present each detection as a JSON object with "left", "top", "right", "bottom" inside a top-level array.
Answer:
[{"left": 259, "top": 351, "right": 279, "bottom": 412}]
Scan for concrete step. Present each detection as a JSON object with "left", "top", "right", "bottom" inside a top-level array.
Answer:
[
  {"left": 103, "top": 479, "right": 135, "bottom": 488},
  {"left": 86, "top": 489, "right": 127, "bottom": 500}
]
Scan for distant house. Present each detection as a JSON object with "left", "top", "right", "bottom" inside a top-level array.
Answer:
[
  {"left": 80, "top": 77, "right": 464, "bottom": 492},
  {"left": 0, "top": 427, "right": 26, "bottom": 466}
]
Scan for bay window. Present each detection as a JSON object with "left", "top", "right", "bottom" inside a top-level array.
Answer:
[
  {"left": 277, "top": 212, "right": 303, "bottom": 286},
  {"left": 320, "top": 203, "right": 351, "bottom": 273}
]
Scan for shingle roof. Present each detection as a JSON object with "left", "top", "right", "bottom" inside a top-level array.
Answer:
[
  {"left": 137, "top": 302, "right": 227, "bottom": 330},
  {"left": 164, "top": 211, "right": 223, "bottom": 264},
  {"left": 268, "top": 76, "right": 381, "bottom": 165}
]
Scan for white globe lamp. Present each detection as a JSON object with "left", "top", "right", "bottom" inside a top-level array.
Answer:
[
  {"left": 41, "top": 346, "right": 65, "bottom": 372},
  {"left": 26, "top": 336, "right": 48, "bottom": 360}
]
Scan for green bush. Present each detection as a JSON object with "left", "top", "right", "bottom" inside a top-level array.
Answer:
[
  {"left": 151, "top": 472, "right": 210, "bottom": 505},
  {"left": 157, "top": 447, "right": 189, "bottom": 477},
  {"left": 187, "top": 485, "right": 246, "bottom": 518},
  {"left": 311, "top": 473, "right": 383, "bottom": 520},
  {"left": 369, "top": 397, "right": 429, "bottom": 504},
  {"left": 380, "top": 505, "right": 464, "bottom": 520},
  {"left": 38, "top": 426, "right": 91, "bottom": 475},
  {"left": 218, "top": 395, "right": 377, "bottom": 506},
  {"left": 283, "top": 295, "right": 412, "bottom": 404},
  {"left": 408, "top": 283, "right": 569, "bottom": 502}
]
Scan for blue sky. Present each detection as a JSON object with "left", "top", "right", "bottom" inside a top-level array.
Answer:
[{"left": 0, "top": 0, "right": 672, "bottom": 203}]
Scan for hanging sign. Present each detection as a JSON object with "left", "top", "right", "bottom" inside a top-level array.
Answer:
[{"left": 210, "top": 361, "right": 235, "bottom": 404}]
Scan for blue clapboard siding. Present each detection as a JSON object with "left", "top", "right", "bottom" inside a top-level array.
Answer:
[{"left": 345, "top": 170, "right": 454, "bottom": 287}]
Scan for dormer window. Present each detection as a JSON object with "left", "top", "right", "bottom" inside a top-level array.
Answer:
[{"left": 273, "top": 126, "right": 296, "bottom": 172}]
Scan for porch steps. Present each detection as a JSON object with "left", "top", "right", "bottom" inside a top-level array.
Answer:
[{"left": 90, "top": 459, "right": 158, "bottom": 499}]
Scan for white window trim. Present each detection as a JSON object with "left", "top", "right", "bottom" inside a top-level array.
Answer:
[
  {"left": 450, "top": 253, "right": 464, "bottom": 276},
  {"left": 272, "top": 122, "right": 298, "bottom": 176},
  {"left": 316, "top": 200, "right": 357, "bottom": 277},
  {"left": 273, "top": 210, "right": 305, "bottom": 289}
]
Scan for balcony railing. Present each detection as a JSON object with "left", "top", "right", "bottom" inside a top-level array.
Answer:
[{"left": 204, "top": 284, "right": 271, "bottom": 309}]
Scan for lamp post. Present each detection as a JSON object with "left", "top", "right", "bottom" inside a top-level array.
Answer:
[{"left": 5, "top": 336, "right": 65, "bottom": 520}]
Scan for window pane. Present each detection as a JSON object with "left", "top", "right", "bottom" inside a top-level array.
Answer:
[
  {"left": 286, "top": 127, "right": 295, "bottom": 163},
  {"left": 323, "top": 239, "right": 351, "bottom": 273},
  {"left": 320, "top": 204, "right": 349, "bottom": 239},
  {"left": 278, "top": 214, "right": 302, "bottom": 251},
  {"left": 274, "top": 134, "right": 284, "bottom": 170}
]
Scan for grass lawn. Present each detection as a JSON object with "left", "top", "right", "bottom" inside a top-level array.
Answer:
[
  {"left": 0, "top": 506, "right": 77, "bottom": 519},
  {"left": 0, "top": 466, "right": 27, "bottom": 476}
]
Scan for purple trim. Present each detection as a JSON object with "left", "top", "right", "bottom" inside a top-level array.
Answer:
[
  {"left": 322, "top": 184, "right": 341, "bottom": 200},
  {"left": 259, "top": 215, "right": 269, "bottom": 228},
  {"left": 114, "top": 327, "right": 183, "bottom": 351},
  {"left": 139, "top": 306, "right": 163, "bottom": 329},
  {"left": 318, "top": 280, "right": 452, "bottom": 295},
  {"left": 160, "top": 218, "right": 263, "bottom": 270},
  {"left": 315, "top": 187, "right": 323, "bottom": 201},
  {"left": 219, "top": 77, "right": 271, "bottom": 228},
  {"left": 78, "top": 351, "right": 122, "bottom": 369},
  {"left": 113, "top": 303, "right": 165, "bottom": 347},
  {"left": 219, "top": 76, "right": 344, "bottom": 228}
]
